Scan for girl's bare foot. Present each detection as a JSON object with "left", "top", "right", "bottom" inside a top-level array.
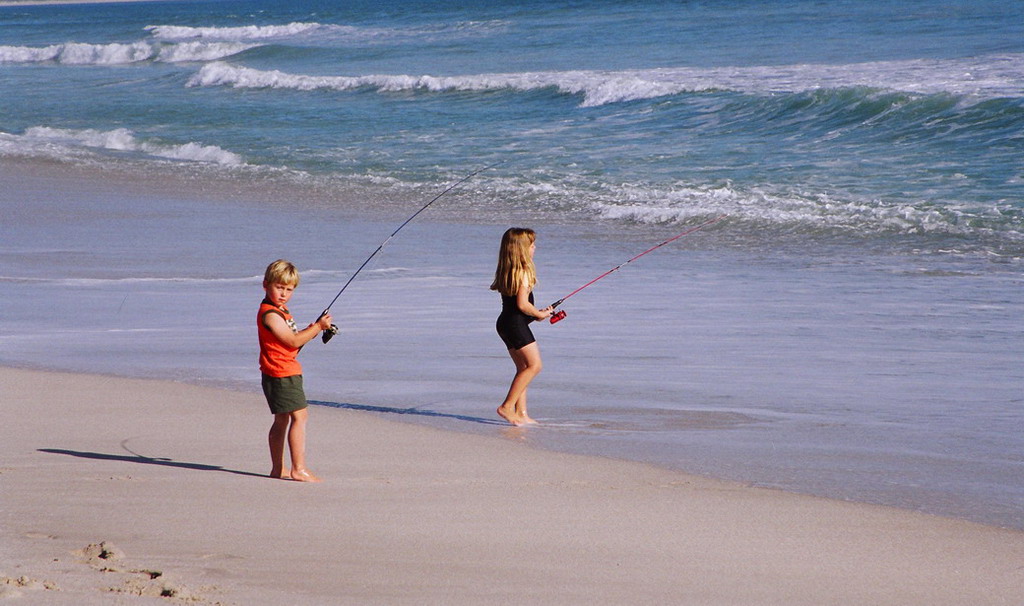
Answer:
[
  {"left": 290, "top": 469, "right": 322, "bottom": 483},
  {"left": 497, "top": 405, "right": 524, "bottom": 426},
  {"left": 269, "top": 470, "right": 290, "bottom": 480},
  {"left": 521, "top": 414, "right": 539, "bottom": 425}
]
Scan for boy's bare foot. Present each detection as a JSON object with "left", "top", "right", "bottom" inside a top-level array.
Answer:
[
  {"left": 521, "top": 414, "right": 539, "bottom": 425},
  {"left": 290, "top": 469, "right": 322, "bottom": 483},
  {"left": 497, "top": 405, "right": 523, "bottom": 426},
  {"left": 269, "top": 470, "right": 290, "bottom": 480}
]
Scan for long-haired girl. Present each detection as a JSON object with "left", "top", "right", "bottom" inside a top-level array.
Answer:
[{"left": 490, "top": 227, "right": 553, "bottom": 425}]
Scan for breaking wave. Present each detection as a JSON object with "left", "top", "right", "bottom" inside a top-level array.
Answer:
[
  {"left": 0, "top": 41, "right": 258, "bottom": 65},
  {"left": 145, "top": 22, "right": 326, "bottom": 40},
  {"left": 475, "top": 173, "right": 1024, "bottom": 256},
  {"left": 587, "top": 183, "right": 1022, "bottom": 241},
  {"left": 0, "top": 127, "right": 244, "bottom": 166},
  {"left": 144, "top": 20, "right": 508, "bottom": 44},
  {"left": 187, "top": 53, "right": 1024, "bottom": 107}
]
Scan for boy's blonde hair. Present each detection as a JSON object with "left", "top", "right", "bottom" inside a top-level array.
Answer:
[
  {"left": 490, "top": 228, "right": 537, "bottom": 297},
  {"left": 264, "top": 259, "right": 300, "bottom": 286}
]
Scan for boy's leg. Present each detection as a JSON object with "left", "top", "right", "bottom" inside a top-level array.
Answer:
[
  {"left": 268, "top": 413, "right": 290, "bottom": 479},
  {"left": 286, "top": 408, "right": 321, "bottom": 482}
]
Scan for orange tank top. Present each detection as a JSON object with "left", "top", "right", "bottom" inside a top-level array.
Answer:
[{"left": 257, "top": 299, "right": 302, "bottom": 377}]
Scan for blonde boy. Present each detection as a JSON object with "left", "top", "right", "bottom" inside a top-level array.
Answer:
[{"left": 258, "top": 259, "right": 333, "bottom": 482}]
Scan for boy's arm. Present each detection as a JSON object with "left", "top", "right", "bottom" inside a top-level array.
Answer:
[{"left": 264, "top": 312, "right": 333, "bottom": 348}]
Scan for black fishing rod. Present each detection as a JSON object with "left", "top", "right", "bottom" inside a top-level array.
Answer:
[
  {"left": 319, "top": 161, "right": 503, "bottom": 343},
  {"left": 546, "top": 214, "right": 726, "bottom": 324}
]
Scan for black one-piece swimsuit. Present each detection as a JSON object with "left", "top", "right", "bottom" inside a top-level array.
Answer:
[{"left": 495, "top": 291, "right": 535, "bottom": 351}]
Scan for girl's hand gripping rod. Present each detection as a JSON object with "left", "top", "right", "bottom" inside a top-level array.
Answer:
[
  {"left": 319, "top": 161, "right": 504, "bottom": 343},
  {"left": 547, "top": 215, "right": 726, "bottom": 324}
]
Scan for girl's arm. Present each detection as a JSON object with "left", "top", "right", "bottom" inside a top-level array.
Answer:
[
  {"left": 516, "top": 278, "right": 552, "bottom": 321},
  {"left": 264, "top": 311, "right": 333, "bottom": 348}
]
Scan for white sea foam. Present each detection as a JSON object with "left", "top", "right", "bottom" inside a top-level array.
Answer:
[
  {"left": 154, "top": 41, "right": 260, "bottom": 62},
  {"left": 590, "top": 182, "right": 936, "bottom": 234},
  {"left": 0, "top": 127, "right": 244, "bottom": 166},
  {"left": 145, "top": 22, "right": 326, "bottom": 41},
  {"left": 0, "top": 41, "right": 257, "bottom": 65},
  {"left": 187, "top": 54, "right": 1024, "bottom": 106},
  {"left": 480, "top": 172, "right": 1022, "bottom": 243},
  {"left": 588, "top": 183, "right": 1024, "bottom": 245},
  {"left": 144, "top": 20, "right": 507, "bottom": 43},
  {"left": 185, "top": 62, "right": 656, "bottom": 104}
]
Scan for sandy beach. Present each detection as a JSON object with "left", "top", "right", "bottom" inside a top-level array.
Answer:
[
  {"left": 1, "top": 366, "right": 1021, "bottom": 605},
  {"left": 4, "top": 0, "right": 1023, "bottom": 600}
]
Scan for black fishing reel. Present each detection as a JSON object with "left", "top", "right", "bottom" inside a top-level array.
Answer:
[
  {"left": 318, "top": 309, "right": 339, "bottom": 344},
  {"left": 322, "top": 323, "right": 339, "bottom": 343}
]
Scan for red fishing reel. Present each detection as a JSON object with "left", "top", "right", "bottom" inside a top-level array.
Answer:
[{"left": 550, "top": 309, "right": 567, "bottom": 324}]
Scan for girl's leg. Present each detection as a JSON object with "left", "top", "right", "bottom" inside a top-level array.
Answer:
[
  {"left": 511, "top": 348, "right": 539, "bottom": 424},
  {"left": 286, "top": 408, "right": 321, "bottom": 482},
  {"left": 497, "top": 342, "right": 543, "bottom": 426},
  {"left": 268, "top": 413, "right": 290, "bottom": 479}
]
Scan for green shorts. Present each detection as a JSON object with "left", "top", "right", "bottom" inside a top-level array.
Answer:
[{"left": 261, "top": 374, "right": 308, "bottom": 414}]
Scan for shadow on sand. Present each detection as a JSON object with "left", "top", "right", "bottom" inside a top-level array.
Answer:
[
  {"left": 309, "top": 400, "right": 505, "bottom": 426},
  {"left": 38, "top": 448, "right": 266, "bottom": 478}
]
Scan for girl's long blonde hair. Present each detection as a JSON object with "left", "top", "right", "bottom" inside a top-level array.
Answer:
[{"left": 490, "top": 228, "right": 536, "bottom": 296}]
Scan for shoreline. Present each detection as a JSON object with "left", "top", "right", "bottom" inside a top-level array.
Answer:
[
  {"left": 3, "top": 155, "right": 1023, "bottom": 533},
  {"left": 3, "top": 366, "right": 1023, "bottom": 604}
]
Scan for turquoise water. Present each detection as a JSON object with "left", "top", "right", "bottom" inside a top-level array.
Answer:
[
  {"left": 1, "top": 0, "right": 1022, "bottom": 528},
  {"left": 2, "top": 0, "right": 1023, "bottom": 255}
]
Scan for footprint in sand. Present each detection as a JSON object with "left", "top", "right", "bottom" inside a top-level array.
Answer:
[{"left": 1, "top": 576, "right": 59, "bottom": 599}]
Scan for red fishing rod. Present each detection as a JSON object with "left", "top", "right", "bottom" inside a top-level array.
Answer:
[
  {"left": 320, "top": 161, "right": 503, "bottom": 343},
  {"left": 546, "top": 214, "right": 726, "bottom": 324}
]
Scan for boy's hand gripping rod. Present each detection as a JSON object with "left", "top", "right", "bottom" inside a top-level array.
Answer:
[
  {"left": 546, "top": 215, "right": 726, "bottom": 324},
  {"left": 319, "top": 161, "right": 504, "bottom": 343}
]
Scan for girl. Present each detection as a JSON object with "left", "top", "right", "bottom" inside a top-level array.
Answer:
[{"left": 490, "top": 228, "right": 553, "bottom": 425}]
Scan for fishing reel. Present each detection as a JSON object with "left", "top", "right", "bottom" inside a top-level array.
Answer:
[
  {"left": 547, "top": 299, "right": 567, "bottom": 324},
  {"left": 318, "top": 309, "right": 339, "bottom": 344},
  {"left": 322, "top": 323, "right": 339, "bottom": 344}
]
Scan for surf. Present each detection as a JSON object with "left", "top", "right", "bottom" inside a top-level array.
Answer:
[
  {"left": 184, "top": 53, "right": 1024, "bottom": 106},
  {"left": 0, "top": 127, "right": 245, "bottom": 166},
  {"left": 0, "top": 41, "right": 258, "bottom": 65}
]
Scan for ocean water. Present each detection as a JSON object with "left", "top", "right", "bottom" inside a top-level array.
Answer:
[{"left": 1, "top": 0, "right": 1022, "bottom": 529}]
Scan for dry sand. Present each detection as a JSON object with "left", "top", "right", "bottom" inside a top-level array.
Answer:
[{"left": 2, "top": 366, "right": 1022, "bottom": 604}]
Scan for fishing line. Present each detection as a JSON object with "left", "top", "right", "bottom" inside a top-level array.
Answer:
[
  {"left": 319, "top": 160, "right": 504, "bottom": 343},
  {"left": 546, "top": 214, "right": 726, "bottom": 324}
]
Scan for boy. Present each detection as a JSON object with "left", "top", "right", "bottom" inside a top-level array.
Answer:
[{"left": 258, "top": 259, "right": 333, "bottom": 482}]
